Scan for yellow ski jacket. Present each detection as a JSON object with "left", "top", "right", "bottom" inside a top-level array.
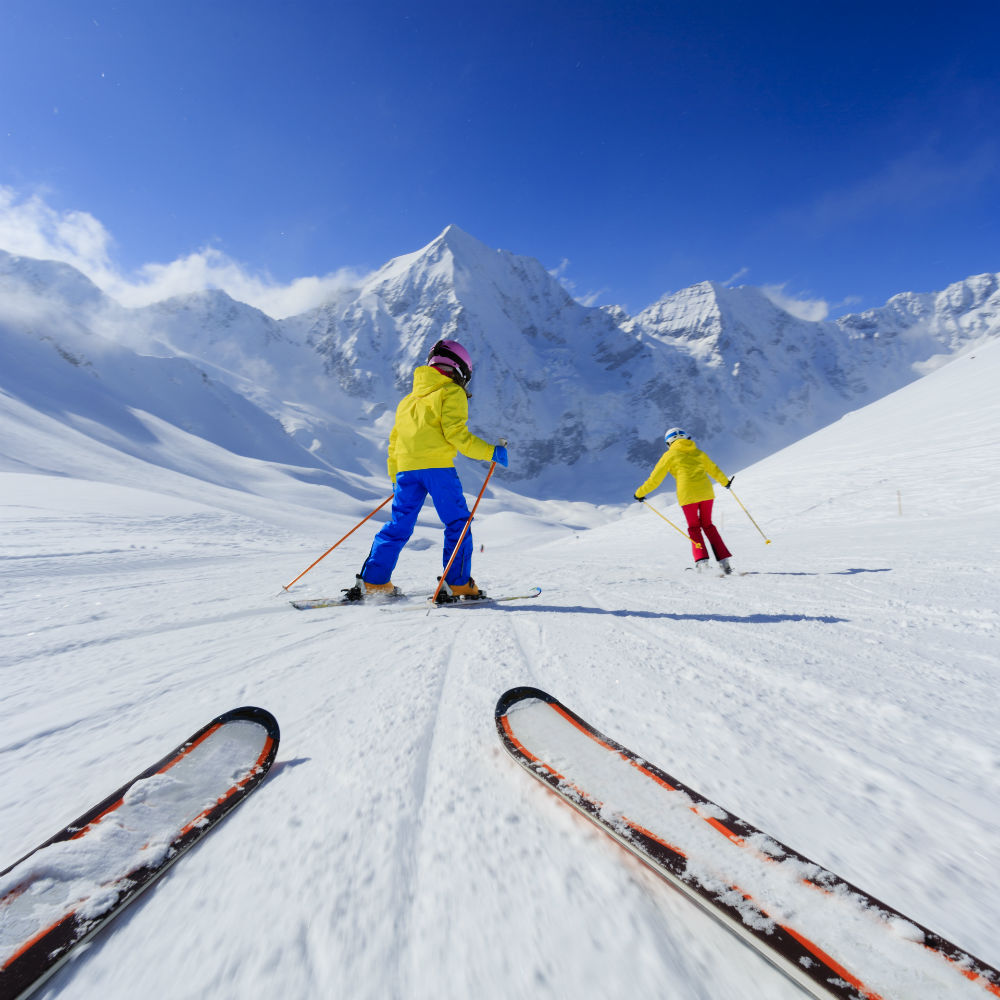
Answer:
[
  {"left": 387, "top": 366, "right": 494, "bottom": 480},
  {"left": 635, "top": 438, "right": 729, "bottom": 506}
]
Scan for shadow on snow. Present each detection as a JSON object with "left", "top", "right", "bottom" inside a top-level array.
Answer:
[
  {"left": 489, "top": 605, "right": 848, "bottom": 624},
  {"left": 740, "top": 567, "right": 892, "bottom": 577}
]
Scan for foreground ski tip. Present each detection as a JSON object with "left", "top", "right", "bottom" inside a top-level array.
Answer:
[
  {"left": 495, "top": 688, "right": 1000, "bottom": 1000},
  {"left": 0, "top": 707, "right": 280, "bottom": 1000}
]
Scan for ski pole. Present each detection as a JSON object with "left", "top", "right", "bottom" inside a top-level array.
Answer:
[
  {"left": 728, "top": 488, "right": 771, "bottom": 544},
  {"left": 431, "top": 461, "right": 497, "bottom": 606},
  {"left": 641, "top": 499, "right": 702, "bottom": 550},
  {"left": 281, "top": 493, "right": 394, "bottom": 591}
]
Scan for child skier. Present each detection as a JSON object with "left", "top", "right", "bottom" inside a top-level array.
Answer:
[
  {"left": 347, "top": 338, "right": 508, "bottom": 601},
  {"left": 633, "top": 427, "right": 735, "bottom": 574}
]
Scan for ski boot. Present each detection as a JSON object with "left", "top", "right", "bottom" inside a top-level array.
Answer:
[
  {"left": 435, "top": 577, "right": 487, "bottom": 603},
  {"left": 341, "top": 576, "right": 402, "bottom": 602}
]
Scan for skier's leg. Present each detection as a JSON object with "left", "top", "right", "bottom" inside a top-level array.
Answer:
[
  {"left": 699, "top": 499, "right": 732, "bottom": 561},
  {"left": 360, "top": 472, "right": 427, "bottom": 584},
  {"left": 425, "top": 468, "right": 474, "bottom": 585},
  {"left": 682, "top": 502, "right": 708, "bottom": 562}
]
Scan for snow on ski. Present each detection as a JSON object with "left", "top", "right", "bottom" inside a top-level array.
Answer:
[
  {"left": 495, "top": 687, "right": 1000, "bottom": 1000},
  {"left": 289, "top": 589, "right": 434, "bottom": 610},
  {"left": 0, "top": 706, "right": 280, "bottom": 1000},
  {"left": 289, "top": 594, "right": 385, "bottom": 610}
]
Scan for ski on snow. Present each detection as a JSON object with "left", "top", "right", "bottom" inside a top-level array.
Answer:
[
  {"left": 290, "top": 586, "right": 541, "bottom": 611},
  {"left": 0, "top": 706, "right": 280, "bottom": 1000},
  {"left": 495, "top": 687, "right": 1000, "bottom": 1000}
]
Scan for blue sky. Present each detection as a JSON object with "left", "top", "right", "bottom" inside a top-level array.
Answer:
[{"left": 1, "top": 0, "right": 998, "bottom": 318}]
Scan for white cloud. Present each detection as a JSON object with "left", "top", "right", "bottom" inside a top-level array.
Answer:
[
  {"left": 761, "top": 283, "right": 830, "bottom": 322},
  {"left": 0, "top": 185, "right": 365, "bottom": 318},
  {"left": 797, "top": 143, "right": 998, "bottom": 233},
  {"left": 123, "top": 250, "right": 365, "bottom": 318},
  {"left": 548, "top": 256, "right": 608, "bottom": 307},
  {"left": 0, "top": 186, "right": 118, "bottom": 279},
  {"left": 722, "top": 266, "right": 749, "bottom": 287},
  {"left": 575, "top": 289, "right": 608, "bottom": 307},
  {"left": 548, "top": 258, "right": 571, "bottom": 283}
]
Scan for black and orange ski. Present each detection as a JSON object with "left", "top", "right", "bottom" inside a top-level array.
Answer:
[
  {"left": 0, "top": 706, "right": 280, "bottom": 1000},
  {"left": 495, "top": 687, "right": 999, "bottom": 1000}
]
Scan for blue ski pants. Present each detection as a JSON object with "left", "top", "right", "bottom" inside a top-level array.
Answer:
[{"left": 361, "top": 468, "right": 473, "bottom": 586}]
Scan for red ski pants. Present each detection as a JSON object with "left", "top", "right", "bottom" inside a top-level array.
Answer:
[{"left": 682, "top": 499, "right": 732, "bottom": 563}]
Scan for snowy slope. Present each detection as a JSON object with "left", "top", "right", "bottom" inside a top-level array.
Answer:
[
  {"left": 0, "top": 252, "right": 351, "bottom": 493},
  {"left": 2, "top": 330, "right": 998, "bottom": 998}
]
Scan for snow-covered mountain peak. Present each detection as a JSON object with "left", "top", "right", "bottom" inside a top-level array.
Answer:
[
  {"left": 635, "top": 282, "right": 730, "bottom": 358},
  {"left": 433, "top": 222, "right": 497, "bottom": 262},
  {"left": 296, "top": 226, "right": 590, "bottom": 406},
  {"left": 628, "top": 281, "right": 799, "bottom": 379},
  {"left": 144, "top": 288, "right": 281, "bottom": 339},
  {"left": 933, "top": 271, "right": 998, "bottom": 315},
  {"left": 837, "top": 271, "right": 1000, "bottom": 353},
  {"left": 0, "top": 247, "right": 107, "bottom": 310},
  {"left": 363, "top": 223, "right": 565, "bottom": 315},
  {"left": 638, "top": 280, "right": 795, "bottom": 344},
  {"left": 158, "top": 286, "right": 249, "bottom": 314}
]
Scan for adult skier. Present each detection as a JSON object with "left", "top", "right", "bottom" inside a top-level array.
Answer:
[
  {"left": 633, "top": 427, "right": 734, "bottom": 574},
  {"left": 348, "top": 338, "right": 508, "bottom": 600}
]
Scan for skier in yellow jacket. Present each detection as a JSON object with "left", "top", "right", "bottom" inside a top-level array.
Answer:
[
  {"left": 348, "top": 339, "right": 508, "bottom": 600},
  {"left": 634, "top": 427, "right": 735, "bottom": 574}
]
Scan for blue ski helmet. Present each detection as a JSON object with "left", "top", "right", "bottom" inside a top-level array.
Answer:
[{"left": 664, "top": 427, "right": 689, "bottom": 446}]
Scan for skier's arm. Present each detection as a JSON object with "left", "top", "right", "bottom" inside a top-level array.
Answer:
[
  {"left": 439, "top": 386, "right": 495, "bottom": 462},
  {"left": 387, "top": 424, "right": 399, "bottom": 483},
  {"left": 700, "top": 451, "right": 728, "bottom": 486},
  {"left": 634, "top": 452, "right": 671, "bottom": 499}
]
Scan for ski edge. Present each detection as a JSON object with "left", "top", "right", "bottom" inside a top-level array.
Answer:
[
  {"left": 495, "top": 688, "right": 842, "bottom": 999},
  {"left": 291, "top": 586, "right": 542, "bottom": 611},
  {"left": 0, "top": 707, "right": 281, "bottom": 1000},
  {"left": 494, "top": 687, "right": 1000, "bottom": 1000}
]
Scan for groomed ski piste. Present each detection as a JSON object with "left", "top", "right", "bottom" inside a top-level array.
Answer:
[{"left": 2, "top": 338, "right": 999, "bottom": 999}]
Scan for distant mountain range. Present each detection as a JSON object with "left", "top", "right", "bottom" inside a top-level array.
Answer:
[{"left": 2, "top": 228, "right": 997, "bottom": 502}]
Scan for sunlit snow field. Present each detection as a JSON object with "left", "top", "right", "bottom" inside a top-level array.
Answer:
[{"left": 2, "top": 341, "right": 999, "bottom": 999}]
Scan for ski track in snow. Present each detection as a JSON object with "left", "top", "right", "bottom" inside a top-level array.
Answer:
[{"left": 2, "top": 344, "right": 1000, "bottom": 998}]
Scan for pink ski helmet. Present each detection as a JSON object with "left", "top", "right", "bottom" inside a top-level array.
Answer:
[{"left": 427, "top": 338, "right": 473, "bottom": 388}]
